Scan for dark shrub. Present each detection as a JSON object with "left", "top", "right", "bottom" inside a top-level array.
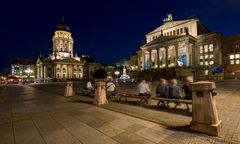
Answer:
[{"left": 93, "top": 68, "right": 107, "bottom": 79}]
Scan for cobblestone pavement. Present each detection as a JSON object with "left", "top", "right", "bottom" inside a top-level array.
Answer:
[{"left": 0, "top": 80, "right": 239, "bottom": 144}]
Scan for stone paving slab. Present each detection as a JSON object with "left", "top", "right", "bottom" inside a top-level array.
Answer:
[
  {"left": 14, "top": 120, "right": 45, "bottom": 144},
  {"left": 0, "top": 81, "right": 240, "bottom": 144},
  {"left": 0, "top": 122, "right": 14, "bottom": 144}
]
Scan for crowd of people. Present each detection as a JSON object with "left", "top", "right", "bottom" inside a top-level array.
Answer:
[
  {"left": 84, "top": 76, "right": 194, "bottom": 100},
  {"left": 136, "top": 76, "right": 193, "bottom": 100},
  {"left": 155, "top": 76, "right": 193, "bottom": 100},
  {"left": 84, "top": 77, "right": 116, "bottom": 94}
]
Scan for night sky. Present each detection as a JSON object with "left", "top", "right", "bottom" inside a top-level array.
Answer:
[{"left": 1, "top": 0, "right": 240, "bottom": 73}]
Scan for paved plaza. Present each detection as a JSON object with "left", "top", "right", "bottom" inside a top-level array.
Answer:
[{"left": 0, "top": 80, "right": 240, "bottom": 144}]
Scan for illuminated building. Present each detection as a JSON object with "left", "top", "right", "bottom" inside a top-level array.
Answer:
[
  {"left": 137, "top": 14, "right": 240, "bottom": 80},
  {"left": 11, "top": 58, "right": 36, "bottom": 78},
  {"left": 223, "top": 36, "right": 240, "bottom": 79},
  {"left": 81, "top": 55, "right": 102, "bottom": 79},
  {"left": 36, "top": 17, "right": 84, "bottom": 80}
]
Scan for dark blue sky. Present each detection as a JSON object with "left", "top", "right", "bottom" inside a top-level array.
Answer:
[{"left": 1, "top": 0, "right": 240, "bottom": 73}]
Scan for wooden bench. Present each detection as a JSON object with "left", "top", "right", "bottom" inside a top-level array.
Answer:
[
  {"left": 106, "top": 91, "right": 118, "bottom": 100},
  {"left": 82, "top": 87, "right": 95, "bottom": 96},
  {"left": 118, "top": 93, "right": 150, "bottom": 104},
  {"left": 152, "top": 97, "right": 192, "bottom": 110}
]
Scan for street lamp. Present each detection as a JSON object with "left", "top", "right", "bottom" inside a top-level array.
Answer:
[
  {"left": 25, "top": 68, "right": 33, "bottom": 83},
  {"left": 25, "top": 69, "right": 33, "bottom": 77},
  {"left": 114, "top": 71, "right": 120, "bottom": 82}
]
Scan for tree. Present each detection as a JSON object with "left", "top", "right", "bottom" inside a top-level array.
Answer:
[{"left": 93, "top": 68, "right": 107, "bottom": 79}]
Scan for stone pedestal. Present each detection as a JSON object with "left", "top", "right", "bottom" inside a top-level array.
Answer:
[
  {"left": 190, "top": 81, "right": 222, "bottom": 136},
  {"left": 94, "top": 81, "right": 108, "bottom": 105},
  {"left": 64, "top": 81, "right": 74, "bottom": 96}
]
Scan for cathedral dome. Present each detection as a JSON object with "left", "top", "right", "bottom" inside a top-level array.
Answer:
[{"left": 55, "top": 17, "right": 70, "bottom": 32}]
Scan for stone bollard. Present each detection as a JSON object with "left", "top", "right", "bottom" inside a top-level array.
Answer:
[
  {"left": 64, "top": 81, "right": 74, "bottom": 96},
  {"left": 94, "top": 80, "right": 108, "bottom": 105},
  {"left": 189, "top": 81, "right": 222, "bottom": 136}
]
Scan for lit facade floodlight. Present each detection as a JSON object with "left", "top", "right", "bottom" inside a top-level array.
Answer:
[
  {"left": 114, "top": 71, "right": 120, "bottom": 81},
  {"left": 25, "top": 68, "right": 33, "bottom": 78},
  {"left": 114, "top": 71, "right": 120, "bottom": 76}
]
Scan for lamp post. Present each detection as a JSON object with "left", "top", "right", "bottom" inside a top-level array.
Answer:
[
  {"left": 25, "top": 68, "right": 33, "bottom": 83},
  {"left": 114, "top": 71, "right": 120, "bottom": 82}
]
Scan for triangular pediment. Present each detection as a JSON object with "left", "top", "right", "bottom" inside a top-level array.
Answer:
[{"left": 147, "top": 19, "right": 196, "bottom": 35}]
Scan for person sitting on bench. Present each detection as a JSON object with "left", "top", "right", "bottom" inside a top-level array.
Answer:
[
  {"left": 156, "top": 78, "right": 168, "bottom": 98},
  {"left": 138, "top": 79, "right": 151, "bottom": 96},
  {"left": 168, "top": 79, "right": 180, "bottom": 99},
  {"left": 106, "top": 77, "right": 116, "bottom": 93},
  {"left": 85, "top": 80, "right": 94, "bottom": 91},
  {"left": 182, "top": 76, "right": 193, "bottom": 100}
]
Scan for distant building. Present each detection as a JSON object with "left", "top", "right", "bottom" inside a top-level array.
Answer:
[
  {"left": 81, "top": 55, "right": 102, "bottom": 79},
  {"left": 11, "top": 58, "right": 36, "bottom": 78},
  {"left": 135, "top": 14, "right": 240, "bottom": 80},
  {"left": 129, "top": 54, "right": 138, "bottom": 71},
  {"left": 223, "top": 35, "right": 240, "bottom": 79},
  {"left": 36, "top": 17, "right": 84, "bottom": 80}
]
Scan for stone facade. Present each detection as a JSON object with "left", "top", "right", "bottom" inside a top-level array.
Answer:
[
  {"left": 136, "top": 14, "right": 240, "bottom": 80},
  {"left": 223, "top": 35, "right": 240, "bottom": 79},
  {"left": 36, "top": 18, "right": 84, "bottom": 81}
]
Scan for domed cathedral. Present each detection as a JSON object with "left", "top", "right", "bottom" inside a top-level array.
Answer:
[{"left": 36, "top": 17, "right": 84, "bottom": 81}]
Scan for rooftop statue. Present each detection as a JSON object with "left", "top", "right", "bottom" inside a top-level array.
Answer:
[{"left": 163, "top": 14, "right": 173, "bottom": 23}]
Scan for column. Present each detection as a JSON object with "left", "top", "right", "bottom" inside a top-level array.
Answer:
[
  {"left": 37, "top": 66, "right": 39, "bottom": 78},
  {"left": 186, "top": 42, "right": 190, "bottom": 67},
  {"left": 142, "top": 50, "right": 145, "bottom": 70},
  {"left": 165, "top": 47, "right": 168, "bottom": 67},
  {"left": 175, "top": 45, "right": 178, "bottom": 66},
  {"left": 157, "top": 48, "right": 160, "bottom": 68},
  {"left": 53, "top": 65, "right": 56, "bottom": 78},
  {"left": 149, "top": 50, "right": 152, "bottom": 69},
  {"left": 40, "top": 65, "right": 43, "bottom": 78},
  {"left": 66, "top": 65, "right": 69, "bottom": 78},
  {"left": 43, "top": 65, "right": 46, "bottom": 78}
]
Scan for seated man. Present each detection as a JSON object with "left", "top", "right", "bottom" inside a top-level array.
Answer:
[
  {"left": 156, "top": 78, "right": 168, "bottom": 98},
  {"left": 182, "top": 76, "right": 193, "bottom": 100},
  {"left": 106, "top": 78, "right": 116, "bottom": 93},
  {"left": 85, "top": 81, "right": 94, "bottom": 91},
  {"left": 168, "top": 79, "right": 180, "bottom": 99},
  {"left": 138, "top": 79, "right": 151, "bottom": 97}
]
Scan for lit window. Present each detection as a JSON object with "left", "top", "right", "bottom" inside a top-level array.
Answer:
[
  {"left": 205, "top": 61, "right": 208, "bottom": 65},
  {"left": 205, "top": 70, "right": 209, "bottom": 75},
  {"left": 204, "top": 45, "right": 208, "bottom": 52},
  {"left": 235, "top": 54, "right": 240, "bottom": 59},
  {"left": 200, "top": 56, "right": 203, "bottom": 59},
  {"left": 209, "top": 54, "right": 214, "bottom": 59},
  {"left": 236, "top": 60, "right": 240, "bottom": 64},
  {"left": 209, "top": 44, "right": 214, "bottom": 52},
  {"left": 200, "top": 62, "right": 203, "bottom": 65},
  {"left": 205, "top": 55, "right": 208, "bottom": 59},
  {"left": 231, "top": 60, "right": 235, "bottom": 64},
  {"left": 230, "top": 55, "right": 234, "bottom": 59},
  {"left": 210, "top": 61, "right": 214, "bottom": 65}
]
